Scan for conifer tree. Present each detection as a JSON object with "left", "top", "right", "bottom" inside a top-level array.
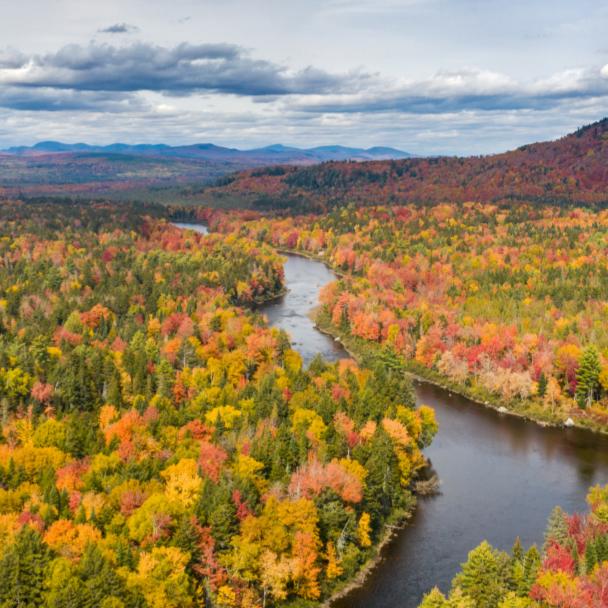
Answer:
[
  {"left": 537, "top": 373, "right": 547, "bottom": 398},
  {"left": 543, "top": 506, "right": 568, "bottom": 551},
  {"left": 575, "top": 344, "right": 601, "bottom": 408},
  {"left": 0, "top": 527, "right": 50, "bottom": 607},
  {"left": 451, "top": 541, "right": 511, "bottom": 608}
]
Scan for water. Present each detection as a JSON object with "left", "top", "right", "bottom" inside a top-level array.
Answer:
[
  {"left": 261, "top": 255, "right": 347, "bottom": 365},
  {"left": 260, "top": 253, "right": 608, "bottom": 608},
  {"left": 176, "top": 224, "right": 608, "bottom": 607},
  {"left": 173, "top": 222, "right": 209, "bottom": 235}
]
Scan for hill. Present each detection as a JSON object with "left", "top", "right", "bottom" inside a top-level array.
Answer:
[
  {"left": 201, "top": 118, "right": 608, "bottom": 211},
  {"left": 0, "top": 141, "right": 411, "bottom": 200}
]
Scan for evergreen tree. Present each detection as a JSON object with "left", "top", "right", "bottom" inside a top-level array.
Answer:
[
  {"left": 537, "top": 373, "right": 547, "bottom": 398},
  {"left": 575, "top": 344, "right": 601, "bottom": 408},
  {"left": 543, "top": 506, "right": 568, "bottom": 551},
  {"left": 585, "top": 539, "right": 598, "bottom": 573},
  {"left": 172, "top": 516, "right": 203, "bottom": 574},
  {"left": 0, "top": 527, "right": 50, "bottom": 607},
  {"left": 451, "top": 541, "right": 512, "bottom": 608},
  {"left": 511, "top": 537, "right": 523, "bottom": 562},
  {"left": 520, "top": 546, "right": 540, "bottom": 594},
  {"left": 79, "top": 544, "right": 129, "bottom": 606}
]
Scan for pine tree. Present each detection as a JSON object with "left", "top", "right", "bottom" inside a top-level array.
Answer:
[
  {"left": 537, "top": 373, "right": 547, "bottom": 398},
  {"left": 543, "top": 506, "right": 568, "bottom": 551},
  {"left": 520, "top": 546, "right": 540, "bottom": 594},
  {"left": 596, "top": 534, "right": 608, "bottom": 563},
  {"left": 172, "top": 516, "right": 202, "bottom": 573},
  {"left": 0, "top": 527, "right": 50, "bottom": 607},
  {"left": 451, "top": 541, "right": 511, "bottom": 608},
  {"left": 585, "top": 539, "right": 598, "bottom": 573},
  {"left": 511, "top": 537, "right": 523, "bottom": 562},
  {"left": 575, "top": 344, "right": 601, "bottom": 408},
  {"left": 79, "top": 544, "right": 129, "bottom": 606}
]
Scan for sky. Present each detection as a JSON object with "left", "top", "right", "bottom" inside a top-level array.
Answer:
[{"left": 0, "top": 0, "right": 607, "bottom": 155}]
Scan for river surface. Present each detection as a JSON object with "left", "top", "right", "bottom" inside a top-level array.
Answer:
[
  {"left": 177, "top": 225, "right": 608, "bottom": 607},
  {"left": 174, "top": 222, "right": 209, "bottom": 235}
]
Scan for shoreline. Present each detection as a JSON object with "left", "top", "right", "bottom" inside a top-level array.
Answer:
[
  {"left": 321, "top": 513, "right": 412, "bottom": 607},
  {"left": 180, "top": 224, "right": 608, "bottom": 607},
  {"left": 276, "top": 246, "right": 607, "bottom": 438},
  {"left": 313, "top": 312, "right": 608, "bottom": 437}
]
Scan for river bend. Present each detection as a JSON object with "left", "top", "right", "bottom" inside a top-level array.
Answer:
[{"left": 177, "top": 224, "right": 608, "bottom": 608}]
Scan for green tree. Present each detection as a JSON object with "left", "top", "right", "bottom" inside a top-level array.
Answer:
[
  {"left": 575, "top": 344, "right": 601, "bottom": 408},
  {"left": 451, "top": 541, "right": 512, "bottom": 608},
  {"left": 543, "top": 506, "right": 568, "bottom": 551},
  {"left": 420, "top": 587, "right": 449, "bottom": 608},
  {"left": 537, "top": 373, "right": 547, "bottom": 398},
  {"left": 0, "top": 527, "right": 50, "bottom": 607}
]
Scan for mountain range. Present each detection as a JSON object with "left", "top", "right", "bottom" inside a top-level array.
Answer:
[
  {"left": 2, "top": 141, "right": 412, "bottom": 163},
  {"left": 1, "top": 119, "right": 606, "bottom": 207}
]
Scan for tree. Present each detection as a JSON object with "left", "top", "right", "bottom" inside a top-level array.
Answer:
[
  {"left": 543, "top": 506, "right": 568, "bottom": 551},
  {"left": 575, "top": 344, "right": 601, "bottom": 408},
  {"left": 0, "top": 526, "right": 50, "bottom": 607},
  {"left": 127, "top": 546, "right": 194, "bottom": 608},
  {"left": 537, "top": 373, "right": 547, "bottom": 398},
  {"left": 419, "top": 587, "right": 449, "bottom": 608},
  {"left": 451, "top": 541, "right": 512, "bottom": 608},
  {"left": 357, "top": 512, "right": 372, "bottom": 548}
]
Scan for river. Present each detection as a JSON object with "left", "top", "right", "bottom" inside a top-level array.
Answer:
[
  {"left": 263, "top": 254, "right": 608, "bottom": 608},
  {"left": 176, "top": 224, "right": 608, "bottom": 608}
]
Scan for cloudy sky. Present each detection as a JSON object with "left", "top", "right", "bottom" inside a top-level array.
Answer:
[{"left": 0, "top": 0, "right": 607, "bottom": 154}]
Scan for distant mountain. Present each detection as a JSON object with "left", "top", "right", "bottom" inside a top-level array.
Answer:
[
  {"left": 0, "top": 139, "right": 412, "bottom": 201},
  {"left": 202, "top": 118, "right": 608, "bottom": 211},
  {"left": 3, "top": 141, "right": 412, "bottom": 163}
]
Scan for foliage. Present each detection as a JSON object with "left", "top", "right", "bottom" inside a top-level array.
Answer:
[
  {"left": 203, "top": 118, "right": 608, "bottom": 211},
  {"left": 208, "top": 201, "right": 608, "bottom": 429},
  {"left": 0, "top": 203, "right": 432, "bottom": 607}
]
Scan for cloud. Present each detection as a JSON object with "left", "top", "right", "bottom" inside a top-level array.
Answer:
[
  {"left": 98, "top": 23, "right": 139, "bottom": 34},
  {"left": 0, "top": 86, "right": 142, "bottom": 112},
  {"left": 290, "top": 66, "right": 608, "bottom": 115},
  {"left": 0, "top": 48, "right": 28, "bottom": 69},
  {"left": 0, "top": 41, "right": 364, "bottom": 97},
  {"left": 322, "top": 0, "right": 434, "bottom": 15},
  {"left": 0, "top": 39, "right": 605, "bottom": 155}
]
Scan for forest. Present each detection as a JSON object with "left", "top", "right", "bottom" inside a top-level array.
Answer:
[
  {"left": 202, "top": 202, "right": 608, "bottom": 432},
  {"left": 0, "top": 201, "right": 437, "bottom": 607},
  {"left": 4, "top": 193, "right": 608, "bottom": 608},
  {"left": 3, "top": 193, "right": 608, "bottom": 608},
  {"left": 200, "top": 118, "right": 608, "bottom": 212}
]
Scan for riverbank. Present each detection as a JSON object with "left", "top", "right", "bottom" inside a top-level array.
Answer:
[
  {"left": 321, "top": 512, "right": 413, "bottom": 608},
  {"left": 257, "top": 250, "right": 608, "bottom": 608},
  {"left": 275, "top": 244, "right": 608, "bottom": 437},
  {"left": 181, "top": 224, "right": 608, "bottom": 437},
  {"left": 312, "top": 306, "right": 608, "bottom": 437}
]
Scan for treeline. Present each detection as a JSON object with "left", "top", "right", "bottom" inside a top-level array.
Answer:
[{"left": 0, "top": 203, "right": 436, "bottom": 607}]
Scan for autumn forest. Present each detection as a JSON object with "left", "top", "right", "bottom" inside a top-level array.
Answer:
[{"left": 2, "top": 118, "right": 608, "bottom": 608}]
